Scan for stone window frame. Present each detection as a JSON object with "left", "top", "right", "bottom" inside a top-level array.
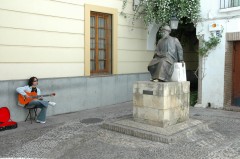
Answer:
[{"left": 84, "top": 4, "right": 118, "bottom": 76}]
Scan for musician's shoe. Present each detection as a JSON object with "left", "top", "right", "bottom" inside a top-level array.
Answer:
[
  {"left": 36, "top": 120, "right": 46, "bottom": 124},
  {"left": 48, "top": 101, "right": 56, "bottom": 106}
]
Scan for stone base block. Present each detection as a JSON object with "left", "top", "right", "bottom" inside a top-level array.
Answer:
[
  {"left": 133, "top": 81, "right": 190, "bottom": 127},
  {"left": 101, "top": 116, "right": 206, "bottom": 143}
]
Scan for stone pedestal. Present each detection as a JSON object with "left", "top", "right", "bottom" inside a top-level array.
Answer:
[{"left": 133, "top": 81, "right": 190, "bottom": 128}]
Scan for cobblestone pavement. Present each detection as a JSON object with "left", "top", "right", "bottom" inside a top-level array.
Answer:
[{"left": 1, "top": 102, "right": 240, "bottom": 159}]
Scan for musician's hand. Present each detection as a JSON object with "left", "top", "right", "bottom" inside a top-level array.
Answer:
[
  {"left": 39, "top": 96, "right": 43, "bottom": 100},
  {"left": 50, "top": 93, "right": 56, "bottom": 97},
  {"left": 23, "top": 95, "right": 29, "bottom": 100}
]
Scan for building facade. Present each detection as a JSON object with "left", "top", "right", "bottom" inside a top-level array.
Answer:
[
  {"left": 196, "top": 0, "right": 240, "bottom": 109},
  {"left": 0, "top": 0, "right": 153, "bottom": 121},
  {"left": 2, "top": 0, "right": 240, "bottom": 121}
]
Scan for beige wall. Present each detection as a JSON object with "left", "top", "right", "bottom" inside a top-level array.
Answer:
[{"left": 0, "top": 0, "right": 152, "bottom": 80}]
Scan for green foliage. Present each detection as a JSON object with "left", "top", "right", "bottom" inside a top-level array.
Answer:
[
  {"left": 121, "top": 0, "right": 201, "bottom": 26},
  {"left": 198, "top": 32, "right": 222, "bottom": 57},
  {"left": 122, "top": 0, "right": 221, "bottom": 58},
  {"left": 190, "top": 91, "right": 198, "bottom": 106}
]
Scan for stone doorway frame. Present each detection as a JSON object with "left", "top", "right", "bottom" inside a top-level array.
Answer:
[{"left": 224, "top": 32, "right": 240, "bottom": 110}]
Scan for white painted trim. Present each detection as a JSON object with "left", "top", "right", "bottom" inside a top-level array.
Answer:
[{"left": 219, "top": 6, "right": 240, "bottom": 12}]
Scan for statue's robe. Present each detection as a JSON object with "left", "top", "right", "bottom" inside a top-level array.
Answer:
[{"left": 148, "top": 36, "right": 183, "bottom": 81}]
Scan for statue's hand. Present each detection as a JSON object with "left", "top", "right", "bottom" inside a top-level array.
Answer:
[
  {"left": 153, "top": 54, "right": 157, "bottom": 58},
  {"left": 180, "top": 61, "right": 185, "bottom": 67}
]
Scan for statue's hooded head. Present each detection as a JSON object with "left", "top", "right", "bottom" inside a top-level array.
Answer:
[{"left": 161, "top": 25, "right": 171, "bottom": 39}]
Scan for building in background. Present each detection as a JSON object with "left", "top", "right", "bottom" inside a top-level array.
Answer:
[{"left": 195, "top": 0, "right": 240, "bottom": 109}]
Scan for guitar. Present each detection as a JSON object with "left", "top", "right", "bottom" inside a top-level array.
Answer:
[{"left": 18, "top": 92, "right": 56, "bottom": 105}]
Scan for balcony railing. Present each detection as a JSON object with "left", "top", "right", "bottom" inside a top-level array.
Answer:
[{"left": 220, "top": 0, "right": 240, "bottom": 9}]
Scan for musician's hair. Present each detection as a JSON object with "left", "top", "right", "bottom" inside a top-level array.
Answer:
[{"left": 28, "top": 77, "right": 38, "bottom": 86}]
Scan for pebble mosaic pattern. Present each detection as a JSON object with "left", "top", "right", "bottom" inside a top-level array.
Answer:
[{"left": 1, "top": 104, "right": 240, "bottom": 159}]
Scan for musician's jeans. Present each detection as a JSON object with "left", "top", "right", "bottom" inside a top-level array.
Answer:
[{"left": 25, "top": 100, "right": 49, "bottom": 121}]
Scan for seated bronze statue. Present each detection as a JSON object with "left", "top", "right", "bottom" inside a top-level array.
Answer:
[{"left": 148, "top": 25, "right": 184, "bottom": 82}]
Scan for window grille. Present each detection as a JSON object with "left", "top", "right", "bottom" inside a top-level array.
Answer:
[{"left": 220, "top": 0, "right": 240, "bottom": 9}]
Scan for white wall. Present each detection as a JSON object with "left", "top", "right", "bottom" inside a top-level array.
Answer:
[{"left": 197, "top": 0, "right": 240, "bottom": 108}]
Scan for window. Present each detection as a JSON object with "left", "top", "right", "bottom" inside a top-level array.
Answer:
[
  {"left": 90, "top": 12, "right": 112, "bottom": 74},
  {"left": 220, "top": 0, "right": 240, "bottom": 9}
]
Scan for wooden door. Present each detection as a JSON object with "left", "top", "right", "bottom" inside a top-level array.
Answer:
[{"left": 232, "top": 41, "right": 240, "bottom": 106}]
